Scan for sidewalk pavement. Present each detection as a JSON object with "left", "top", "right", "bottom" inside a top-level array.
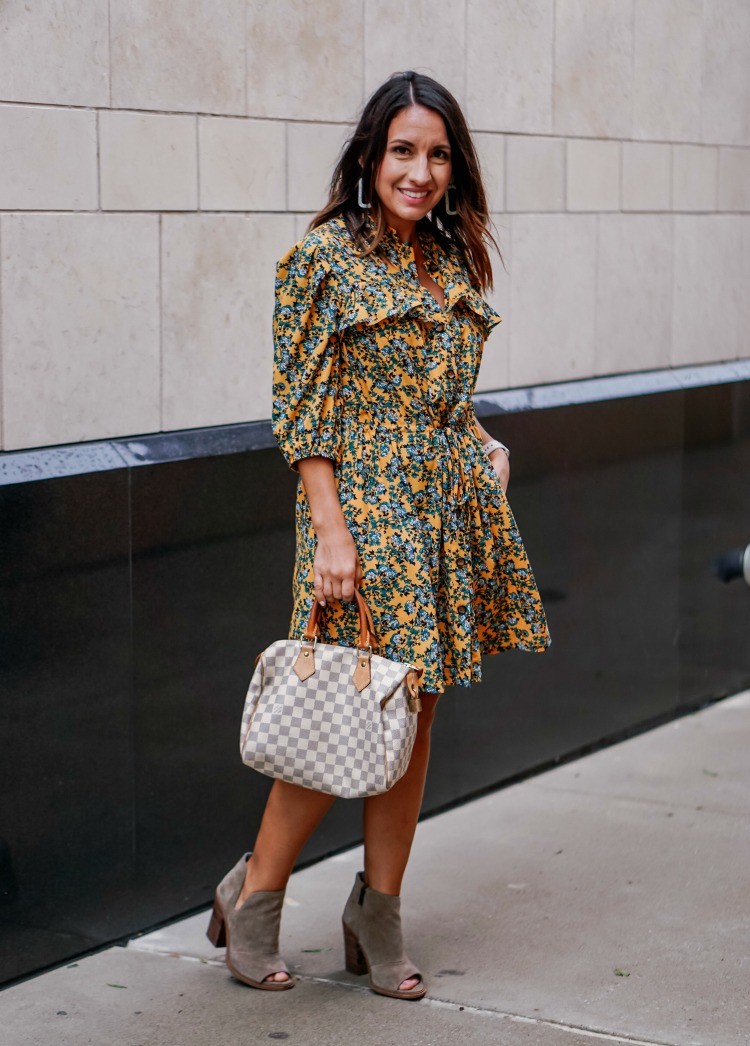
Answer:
[{"left": 3, "top": 690, "right": 749, "bottom": 1046}]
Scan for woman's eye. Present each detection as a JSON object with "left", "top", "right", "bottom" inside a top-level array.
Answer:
[
  {"left": 393, "top": 145, "right": 410, "bottom": 155},
  {"left": 434, "top": 149, "right": 450, "bottom": 160}
]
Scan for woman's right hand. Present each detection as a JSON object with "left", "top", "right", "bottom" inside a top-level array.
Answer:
[
  {"left": 296, "top": 456, "right": 363, "bottom": 606},
  {"left": 313, "top": 524, "right": 363, "bottom": 606}
]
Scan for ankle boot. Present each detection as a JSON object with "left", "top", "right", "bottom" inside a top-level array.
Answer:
[
  {"left": 206, "top": 853, "right": 294, "bottom": 990},
  {"left": 342, "top": 871, "right": 426, "bottom": 1000}
]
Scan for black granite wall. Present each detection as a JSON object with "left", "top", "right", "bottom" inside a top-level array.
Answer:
[{"left": 2, "top": 365, "right": 749, "bottom": 985}]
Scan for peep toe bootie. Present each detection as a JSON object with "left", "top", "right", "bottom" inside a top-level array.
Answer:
[
  {"left": 206, "top": 853, "right": 294, "bottom": 991},
  {"left": 342, "top": 871, "right": 426, "bottom": 1000}
]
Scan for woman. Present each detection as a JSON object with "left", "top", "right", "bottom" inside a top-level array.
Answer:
[{"left": 208, "top": 70, "right": 550, "bottom": 1001}]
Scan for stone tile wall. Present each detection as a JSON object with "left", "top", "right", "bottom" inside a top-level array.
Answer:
[{"left": 0, "top": 0, "right": 748, "bottom": 450}]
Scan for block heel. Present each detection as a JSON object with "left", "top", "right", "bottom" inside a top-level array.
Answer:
[
  {"left": 206, "top": 901, "right": 226, "bottom": 948},
  {"left": 342, "top": 920, "right": 367, "bottom": 975}
]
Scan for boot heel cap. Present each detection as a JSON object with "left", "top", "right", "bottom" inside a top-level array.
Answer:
[{"left": 206, "top": 903, "right": 226, "bottom": 948}]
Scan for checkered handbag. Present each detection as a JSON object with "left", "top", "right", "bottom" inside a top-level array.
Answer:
[{"left": 239, "top": 590, "right": 423, "bottom": 798}]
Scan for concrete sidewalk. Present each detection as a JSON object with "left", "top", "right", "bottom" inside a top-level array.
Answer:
[{"left": 3, "top": 691, "right": 749, "bottom": 1046}]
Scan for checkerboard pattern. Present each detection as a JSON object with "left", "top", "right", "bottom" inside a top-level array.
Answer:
[{"left": 239, "top": 640, "right": 419, "bottom": 798}]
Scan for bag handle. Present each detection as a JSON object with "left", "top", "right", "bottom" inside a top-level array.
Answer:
[
  {"left": 302, "top": 587, "right": 379, "bottom": 650},
  {"left": 296, "top": 588, "right": 422, "bottom": 705}
]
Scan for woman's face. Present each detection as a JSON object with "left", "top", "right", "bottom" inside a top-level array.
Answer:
[{"left": 373, "top": 104, "right": 453, "bottom": 240}]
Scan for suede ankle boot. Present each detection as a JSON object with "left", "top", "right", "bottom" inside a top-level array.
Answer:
[
  {"left": 206, "top": 853, "right": 294, "bottom": 991},
  {"left": 342, "top": 870, "right": 426, "bottom": 1000}
]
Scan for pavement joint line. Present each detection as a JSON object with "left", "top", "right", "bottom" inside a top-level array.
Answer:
[
  {"left": 125, "top": 946, "right": 226, "bottom": 967},
  {"left": 303, "top": 974, "right": 683, "bottom": 1046},
  {"left": 527, "top": 781, "right": 750, "bottom": 820},
  {"left": 124, "top": 947, "right": 690, "bottom": 1046}
]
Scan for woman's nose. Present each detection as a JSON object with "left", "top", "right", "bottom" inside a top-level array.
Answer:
[{"left": 408, "top": 155, "right": 432, "bottom": 184}]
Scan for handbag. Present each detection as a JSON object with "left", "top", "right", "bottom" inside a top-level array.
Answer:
[{"left": 239, "top": 589, "right": 423, "bottom": 798}]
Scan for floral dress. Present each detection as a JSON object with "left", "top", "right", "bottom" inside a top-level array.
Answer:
[{"left": 272, "top": 214, "right": 550, "bottom": 694}]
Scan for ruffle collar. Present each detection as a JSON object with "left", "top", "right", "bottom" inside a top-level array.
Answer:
[{"left": 327, "top": 215, "right": 501, "bottom": 335}]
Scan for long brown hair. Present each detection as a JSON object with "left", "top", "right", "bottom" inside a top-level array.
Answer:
[{"left": 309, "top": 70, "right": 502, "bottom": 293}]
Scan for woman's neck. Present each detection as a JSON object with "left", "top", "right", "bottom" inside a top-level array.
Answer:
[{"left": 382, "top": 214, "right": 417, "bottom": 244}]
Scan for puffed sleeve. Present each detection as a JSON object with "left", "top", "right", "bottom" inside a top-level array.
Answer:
[{"left": 272, "top": 234, "right": 342, "bottom": 473}]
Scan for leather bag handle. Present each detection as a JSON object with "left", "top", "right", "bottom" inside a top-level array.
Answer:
[{"left": 302, "top": 587, "right": 379, "bottom": 650}]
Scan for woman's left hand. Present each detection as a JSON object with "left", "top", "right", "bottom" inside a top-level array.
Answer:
[{"left": 489, "top": 449, "right": 510, "bottom": 492}]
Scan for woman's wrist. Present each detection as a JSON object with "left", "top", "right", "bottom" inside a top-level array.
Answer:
[
  {"left": 313, "top": 518, "right": 351, "bottom": 542},
  {"left": 483, "top": 438, "right": 510, "bottom": 461}
]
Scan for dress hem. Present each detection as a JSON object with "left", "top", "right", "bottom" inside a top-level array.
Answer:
[{"left": 419, "top": 637, "right": 552, "bottom": 695}]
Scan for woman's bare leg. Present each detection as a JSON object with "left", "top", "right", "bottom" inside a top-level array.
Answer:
[
  {"left": 362, "top": 692, "right": 439, "bottom": 990},
  {"left": 235, "top": 779, "right": 335, "bottom": 981}
]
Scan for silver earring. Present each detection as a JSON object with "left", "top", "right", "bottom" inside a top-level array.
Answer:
[
  {"left": 444, "top": 183, "right": 458, "bottom": 216},
  {"left": 357, "top": 177, "right": 371, "bottom": 210}
]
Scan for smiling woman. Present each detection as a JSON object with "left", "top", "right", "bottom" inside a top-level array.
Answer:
[
  {"left": 313, "top": 69, "right": 501, "bottom": 294},
  {"left": 207, "top": 70, "right": 550, "bottom": 1003},
  {"left": 375, "top": 106, "right": 453, "bottom": 308},
  {"left": 374, "top": 106, "right": 453, "bottom": 237}
]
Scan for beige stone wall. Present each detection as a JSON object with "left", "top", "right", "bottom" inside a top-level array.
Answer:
[{"left": 0, "top": 1, "right": 748, "bottom": 451}]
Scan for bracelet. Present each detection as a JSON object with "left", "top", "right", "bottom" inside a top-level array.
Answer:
[{"left": 483, "top": 438, "right": 510, "bottom": 461}]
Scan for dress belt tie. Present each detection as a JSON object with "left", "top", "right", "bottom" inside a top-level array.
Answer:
[{"left": 428, "top": 416, "right": 473, "bottom": 513}]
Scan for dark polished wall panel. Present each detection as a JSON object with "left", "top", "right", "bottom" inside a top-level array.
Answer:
[
  {"left": 678, "top": 384, "right": 750, "bottom": 706},
  {"left": 1, "top": 373, "right": 749, "bottom": 985},
  {"left": 130, "top": 450, "right": 298, "bottom": 917},
  {"left": 0, "top": 472, "right": 132, "bottom": 981}
]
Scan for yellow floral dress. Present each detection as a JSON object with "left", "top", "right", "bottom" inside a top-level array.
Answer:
[{"left": 272, "top": 215, "right": 550, "bottom": 694}]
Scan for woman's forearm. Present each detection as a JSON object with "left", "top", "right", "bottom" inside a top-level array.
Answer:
[
  {"left": 297, "top": 456, "right": 361, "bottom": 603},
  {"left": 297, "top": 457, "right": 349, "bottom": 536}
]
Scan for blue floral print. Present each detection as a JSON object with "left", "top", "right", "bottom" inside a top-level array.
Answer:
[{"left": 272, "top": 215, "right": 550, "bottom": 694}]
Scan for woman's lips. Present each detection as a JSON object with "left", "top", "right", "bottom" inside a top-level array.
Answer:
[{"left": 398, "top": 188, "right": 430, "bottom": 202}]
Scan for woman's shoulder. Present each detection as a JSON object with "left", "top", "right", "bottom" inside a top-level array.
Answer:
[
  {"left": 275, "top": 217, "right": 359, "bottom": 304},
  {"left": 279, "top": 216, "right": 357, "bottom": 269}
]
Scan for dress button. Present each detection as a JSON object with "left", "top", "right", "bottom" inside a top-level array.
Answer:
[{"left": 433, "top": 322, "right": 444, "bottom": 333}]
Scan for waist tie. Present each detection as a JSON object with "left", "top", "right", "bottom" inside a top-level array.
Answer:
[
  {"left": 339, "top": 398, "right": 477, "bottom": 514},
  {"left": 426, "top": 409, "right": 475, "bottom": 515}
]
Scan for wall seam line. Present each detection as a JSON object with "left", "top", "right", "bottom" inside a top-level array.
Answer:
[
  {"left": 463, "top": 0, "right": 468, "bottom": 107},
  {"left": 107, "top": 0, "right": 113, "bottom": 109},
  {"left": 551, "top": 0, "right": 557, "bottom": 134},
  {"left": 668, "top": 211, "right": 675, "bottom": 367},
  {"left": 126, "top": 463, "right": 136, "bottom": 868},
  {"left": 195, "top": 115, "right": 200, "bottom": 211},
  {"left": 669, "top": 207, "right": 678, "bottom": 368},
  {"left": 244, "top": 0, "right": 249, "bottom": 117},
  {"left": 630, "top": 0, "right": 636, "bottom": 140},
  {"left": 0, "top": 100, "right": 367, "bottom": 125},
  {"left": 698, "top": 0, "right": 706, "bottom": 148},
  {"left": 96, "top": 109, "right": 102, "bottom": 210},
  {"left": 361, "top": 0, "right": 366, "bottom": 106},
  {"left": 505, "top": 209, "right": 512, "bottom": 388},
  {"left": 158, "top": 214, "right": 164, "bottom": 431},
  {"left": 563, "top": 132, "right": 568, "bottom": 211},
  {"left": 670, "top": 143, "right": 676, "bottom": 212},
  {"left": 0, "top": 216, "right": 4, "bottom": 450},
  {"left": 593, "top": 212, "right": 600, "bottom": 375},
  {"left": 0, "top": 97, "right": 743, "bottom": 150}
]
